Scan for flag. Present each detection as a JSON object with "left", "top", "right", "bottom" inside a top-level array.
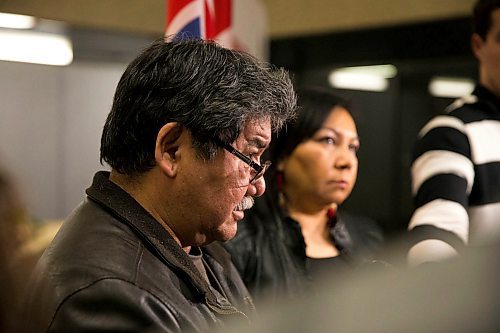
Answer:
[{"left": 166, "top": 0, "right": 233, "bottom": 48}]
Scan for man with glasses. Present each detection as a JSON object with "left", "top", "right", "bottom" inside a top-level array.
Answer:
[{"left": 21, "top": 38, "right": 296, "bottom": 332}]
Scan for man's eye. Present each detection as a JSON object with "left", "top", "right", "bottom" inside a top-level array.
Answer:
[
  {"left": 248, "top": 153, "right": 256, "bottom": 159},
  {"left": 247, "top": 152, "right": 260, "bottom": 162}
]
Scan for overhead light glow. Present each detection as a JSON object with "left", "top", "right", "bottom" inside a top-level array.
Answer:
[
  {"left": 429, "top": 77, "right": 475, "bottom": 98},
  {"left": 328, "top": 64, "right": 397, "bottom": 92},
  {"left": 334, "top": 64, "right": 397, "bottom": 78},
  {"left": 0, "top": 29, "right": 73, "bottom": 66},
  {"left": 329, "top": 72, "right": 389, "bottom": 92},
  {"left": 0, "top": 12, "right": 35, "bottom": 29}
]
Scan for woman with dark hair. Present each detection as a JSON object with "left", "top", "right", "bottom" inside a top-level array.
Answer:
[{"left": 224, "top": 87, "right": 384, "bottom": 305}]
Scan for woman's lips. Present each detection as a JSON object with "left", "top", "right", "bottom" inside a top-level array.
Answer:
[{"left": 330, "top": 180, "right": 349, "bottom": 189}]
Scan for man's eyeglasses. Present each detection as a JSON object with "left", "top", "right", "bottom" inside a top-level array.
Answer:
[{"left": 217, "top": 140, "right": 271, "bottom": 185}]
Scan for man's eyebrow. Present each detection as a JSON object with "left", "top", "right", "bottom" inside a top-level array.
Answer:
[{"left": 247, "top": 138, "right": 268, "bottom": 149}]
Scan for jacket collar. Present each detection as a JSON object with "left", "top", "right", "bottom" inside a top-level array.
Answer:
[{"left": 85, "top": 171, "right": 218, "bottom": 305}]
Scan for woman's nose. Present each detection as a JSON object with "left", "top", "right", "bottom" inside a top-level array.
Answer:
[{"left": 334, "top": 149, "right": 355, "bottom": 169}]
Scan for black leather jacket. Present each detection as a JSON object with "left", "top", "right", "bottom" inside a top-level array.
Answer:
[
  {"left": 20, "top": 171, "right": 255, "bottom": 332},
  {"left": 224, "top": 193, "right": 384, "bottom": 304}
]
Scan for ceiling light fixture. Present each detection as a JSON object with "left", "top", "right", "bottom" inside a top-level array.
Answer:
[
  {"left": 0, "top": 12, "right": 35, "bottom": 29},
  {"left": 0, "top": 29, "right": 73, "bottom": 66},
  {"left": 428, "top": 77, "right": 474, "bottom": 98},
  {"left": 328, "top": 64, "right": 397, "bottom": 92}
]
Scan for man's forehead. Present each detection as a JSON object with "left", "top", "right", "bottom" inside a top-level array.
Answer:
[
  {"left": 241, "top": 118, "right": 272, "bottom": 146},
  {"left": 491, "top": 8, "right": 500, "bottom": 27}
]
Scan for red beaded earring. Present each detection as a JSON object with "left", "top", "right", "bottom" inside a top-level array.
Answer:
[
  {"left": 327, "top": 207, "right": 337, "bottom": 227},
  {"left": 277, "top": 171, "right": 284, "bottom": 191}
]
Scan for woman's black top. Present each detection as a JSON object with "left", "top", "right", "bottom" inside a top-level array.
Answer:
[{"left": 224, "top": 192, "right": 384, "bottom": 305}]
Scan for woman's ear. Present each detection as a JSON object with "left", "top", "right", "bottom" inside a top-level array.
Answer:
[{"left": 155, "top": 123, "right": 184, "bottom": 177}]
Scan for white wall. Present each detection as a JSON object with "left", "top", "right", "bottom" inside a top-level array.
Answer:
[
  {"left": 234, "top": 0, "right": 269, "bottom": 60},
  {"left": 0, "top": 60, "right": 126, "bottom": 220}
]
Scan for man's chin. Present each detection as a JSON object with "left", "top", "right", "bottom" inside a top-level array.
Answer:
[{"left": 217, "top": 222, "right": 239, "bottom": 243}]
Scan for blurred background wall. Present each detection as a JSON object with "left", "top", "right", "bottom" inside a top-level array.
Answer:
[{"left": 0, "top": 0, "right": 477, "bottom": 238}]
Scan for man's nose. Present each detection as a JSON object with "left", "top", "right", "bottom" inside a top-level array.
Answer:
[{"left": 247, "top": 177, "right": 266, "bottom": 197}]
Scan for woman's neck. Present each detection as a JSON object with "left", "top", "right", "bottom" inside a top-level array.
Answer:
[{"left": 288, "top": 204, "right": 340, "bottom": 258}]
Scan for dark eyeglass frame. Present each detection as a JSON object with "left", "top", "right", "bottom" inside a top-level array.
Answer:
[{"left": 217, "top": 140, "right": 271, "bottom": 184}]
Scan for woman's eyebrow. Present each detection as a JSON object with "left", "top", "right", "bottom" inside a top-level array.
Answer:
[{"left": 320, "top": 126, "right": 359, "bottom": 140}]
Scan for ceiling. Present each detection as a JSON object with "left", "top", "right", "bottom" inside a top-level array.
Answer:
[{"left": 0, "top": 0, "right": 476, "bottom": 39}]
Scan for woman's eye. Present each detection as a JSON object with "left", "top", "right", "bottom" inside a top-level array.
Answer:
[
  {"left": 349, "top": 144, "right": 360, "bottom": 152},
  {"left": 322, "top": 137, "right": 336, "bottom": 145}
]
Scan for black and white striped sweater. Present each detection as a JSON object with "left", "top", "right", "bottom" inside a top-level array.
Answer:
[{"left": 408, "top": 85, "right": 500, "bottom": 266}]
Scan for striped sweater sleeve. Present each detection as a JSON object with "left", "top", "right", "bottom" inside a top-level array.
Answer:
[{"left": 407, "top": 115, "right": 473, "bottom": 266}]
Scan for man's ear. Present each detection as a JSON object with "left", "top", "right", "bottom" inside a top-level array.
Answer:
[
  {"left": 155, "top": 123, "right": 184, "bottom": 177},
  {"left": 471, "top": 33, "right": 484, "bottom": 60}
]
